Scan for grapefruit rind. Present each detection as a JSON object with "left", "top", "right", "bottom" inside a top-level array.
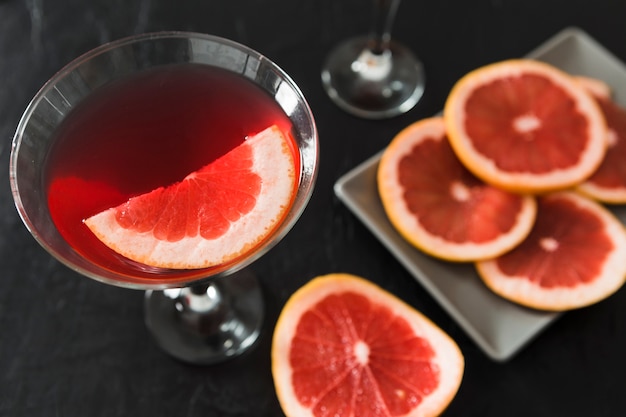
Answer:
[
  {"left": 573, "top": 75, "right": 612, "bottom": 100},
  {"left": 577, "top": 181, "right": 626, "bottom": 205},
  {"left": 378, "top": 117, "right": 537, "bottom": 262},
  {"left": 272, "top": 273, "right": 464, "bottom": 417},
  {"left": 476, "top": 192, "right": 626, "bottom": 311},
  {"left": 443, "top": 59, "right": 608, "bottom": 193},
  {"left": 84, "top": 125, "right": 296, "bottom": 269}
]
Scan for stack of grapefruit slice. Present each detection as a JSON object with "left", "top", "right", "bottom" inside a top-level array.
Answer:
[{"left": 378, "top": 59, "right": 626, "bottom": 312}]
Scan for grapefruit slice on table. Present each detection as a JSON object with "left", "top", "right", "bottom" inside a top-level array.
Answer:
[
  {"left": 272, "top": 273, "right": 464, "bottom": 417},
  {"left": 377, "top": 117, "right": 537, "bottom": 262},
  {"left": 85, "top": 125, "right": 297, "bottom": 269},
  {"left": 576, "top": 88, "right": 626, "bottom": 204},
  {"left": 443, "top": 59, "right": 607, "bottom": 193},
  {"left": 476, "top": 191, "right": 626, "bottom": 311}
]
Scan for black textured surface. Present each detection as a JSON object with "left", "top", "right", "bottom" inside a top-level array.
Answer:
[{"left": 1, "top": 1, "right": 626, "bottom": 416}]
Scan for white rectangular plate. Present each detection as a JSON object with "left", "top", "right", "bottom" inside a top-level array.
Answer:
[{"left": 334, "top": 27, "right": 626, "bottom": 361}]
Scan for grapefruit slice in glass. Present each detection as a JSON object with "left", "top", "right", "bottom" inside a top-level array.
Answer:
[
  {"left": 272, "top": 273, "right": 464, "bottom": 417},
  {"left": 476, "top": 192, "right": 626, "bottom": 311},
  {"left": 576, "top": 90, "right": 626, "bottom": 204},
  {"left": 85, "top": 125, "right": 297, "bottom": 269},
  {"left": 377, "top": 117, "right": 537, "bottom": 262},
  {"left": 444, "top": 59, "right": 607, "bottom": 193}
]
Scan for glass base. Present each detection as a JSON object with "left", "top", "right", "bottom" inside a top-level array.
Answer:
[
  {"left": 144, "top": 268, "right": 263, "bottom": 365},
  {"left": 321, "top": 36, "right": 425, "bottom": 119}
]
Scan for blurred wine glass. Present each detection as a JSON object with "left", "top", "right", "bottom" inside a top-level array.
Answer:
[{"left": 321, "top": 0, "right": 425, "bottom": 119}]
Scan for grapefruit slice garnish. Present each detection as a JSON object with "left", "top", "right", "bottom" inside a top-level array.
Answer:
[
  {"left": 271, "top": 273, "right": 464, "bottom": 417},
  {"left": 84, "top": 125, "right": 297, "bottom": 269},
  {"left": 443, "top": 59, "right": 607, "bottom": 193},
  {"left": 377, "top": 117, "right": 537, "bottom": 262},
  {"left": 476, "top": 192, "right": 626, "bottom": 311},
  {"left": 575, "top": 87, "right": 626, "bottom": 204}
]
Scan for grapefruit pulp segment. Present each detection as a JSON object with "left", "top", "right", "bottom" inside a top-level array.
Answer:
[
  {"left": 377, "top": 117, "right": 536, "bottom": 262},
  {"left": 476, "top": 192, "right": 626, "bottom": 311},
  {"left": 84, "top": 125, "right": 297, "bottom": 269},
  {"left": 272, "top": 274, "right": 464, "bottom": 417},
  {"left": 443, "top": 59, "right": 607, "bottom": 193}
]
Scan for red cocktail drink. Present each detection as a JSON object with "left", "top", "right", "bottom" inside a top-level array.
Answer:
[{"left": 45, "top": 63, "right": 299, "bottom": 283}]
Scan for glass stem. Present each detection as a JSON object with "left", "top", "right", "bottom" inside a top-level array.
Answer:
[{"left": 368, "top": 0, "right": 401, "bottom": 54}]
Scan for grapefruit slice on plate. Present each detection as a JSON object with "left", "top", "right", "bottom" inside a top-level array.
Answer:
[
  {"left": 476, "top": 192, "right": 626, "bottom": 311},
  {"left": 573, "top": 75, "right": 612, "bottom": 100},
  {"left": 272, "top": 273, "right": 464, "bottom": 417},
  {"left": 85, "top": 125, "right": 297, "bottom": 269},
  {"left": 443, "top": 59, "right": 607, "bottom": 193},
  {"left": 377, "top": 117, "right": 537, "bottom": 262},
  {"left": 576, "top": 89, "right": 626, "bottom": 204}
]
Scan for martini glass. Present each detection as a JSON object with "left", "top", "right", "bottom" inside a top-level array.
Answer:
[
  {"left": 321, "top": 0, "right": 425, "bottom": 119},
  {"left": 10, "top": 32, "right": 318, "bottom": 365}
]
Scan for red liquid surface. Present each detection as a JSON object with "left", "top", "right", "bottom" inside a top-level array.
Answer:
[{"left": 45, "top": 63, "right": 296, "bottom": 284}]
